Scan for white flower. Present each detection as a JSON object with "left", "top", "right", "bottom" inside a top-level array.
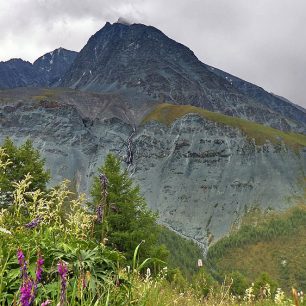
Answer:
[
  {"left": 0, "top": 227, "right": 12, "bottom": 235},
  {"left": 274, "top": 288, "right": 285, "bottom": 304}
]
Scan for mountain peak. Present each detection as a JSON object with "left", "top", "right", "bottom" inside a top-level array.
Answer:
[
  {"left": 32, "top": 48, "right": 78, "bottom": 85},
  {"left": 57, "top": 21, "right": 306, "bottom": 133}
]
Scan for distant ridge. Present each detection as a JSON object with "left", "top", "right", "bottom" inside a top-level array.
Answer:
[{"left": 0, "top": 48, "right": 77, "bottom": 88}]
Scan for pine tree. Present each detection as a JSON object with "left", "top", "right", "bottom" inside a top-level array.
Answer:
[
  {"left": 0, "top": 138, "right": 50, "bottom": 206},
  {"left": 90, "top": 153, "right": 168, "bottom": 263}
]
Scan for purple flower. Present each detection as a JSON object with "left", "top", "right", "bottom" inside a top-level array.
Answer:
[
  {"left": 20, "top": 279, "right": 34, "bottom": 306},
  {"left": 17, "top": 249, "right": 45, "bottom": 306},
  {"left": 17, "top": 248, "right": 28, "bottom": 280},
  {"left": 99, "top": 173, "right": 109, "bottom": 197},
  {"left": 35, "top": 254, "right": 44, "bottom": 283},
  {"left": 17, "top": 248, "right": 25, "bottom": 267},
  {"left": 96, "top": 204, "right": 104, "bottom": 224},
  {"left": 17, "top": 248, "right": 33, "bottom": 305},
  {"left": 41, "top": 300, "right": 51, "bottom": 306},
  {"left": 25, "top": 216, "right": 42, "bottom": 229},
  {"left": 58, "top": 260, "right": 68, "bottom": 306}
]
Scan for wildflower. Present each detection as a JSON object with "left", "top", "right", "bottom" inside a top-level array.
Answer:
[
  {"left": 25, "top": 216, "right": 42, "bottom": 229},
  {"left": 274, "top": 288, "right": 285, "bottom": 304},
  {"left": 99, "top": 173, "right": 109, "bottom": 197},
  {"left": 17, "top": 249, "right": 45, "bottom": 306},
  {"left": 0, "top": 226, "right": 12, "bottom": 235},
  {"left": 17, "top": 248, "right": 28, "bottom": 280},
  {"left": 41, "top": 300, "right": 52, "bottom": 306},
  {"left": 262, "top": 283, "right": 271, "bottom": 298},
  {"left": 35, "top": 253, "right": 44, "bottom": 283},
  {"left": 32, "top": 252, "right": 44, "bottom": 301},
  {"left": 58, "top": 260, "right": 68, "bottom": 306},
  {"left": 17, "top": 248, "right": 25, "bottom": 267},
  {"left": 145, "top": 268, "right": 151, "bottom": 282},
  {"left": 244, "top": 283, "right": 255, "bottom": 302},
  {"left": 96, "top": 204, "right": 104, "bottom": 223},
  {"left": 20, "top": 279, "right": 34, "bottom": 306}
]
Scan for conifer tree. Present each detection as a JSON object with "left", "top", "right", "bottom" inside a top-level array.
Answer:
[
  {"left": 90, "top": 153, "right": 168, "bottom": 262},
  {"left": 0, "top": 138, "right": 50, "bottom": 206}
]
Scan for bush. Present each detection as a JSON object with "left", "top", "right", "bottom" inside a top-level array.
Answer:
[{"left": 228, "top": 271, "right": 249, "bottom": 296}]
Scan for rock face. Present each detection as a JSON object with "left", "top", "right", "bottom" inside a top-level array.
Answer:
[
  {"left": 0, "top": 48, "right": 77, "bottom": 89},
  {"left": 1, "top": 90, "right": 305, "bottom": 251},
  {"left": 61, "top": 21, "right": 306, "bottom": 133}
]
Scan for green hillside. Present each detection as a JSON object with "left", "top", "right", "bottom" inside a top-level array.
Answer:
[
  {"left": 158, "top": 226, "right": 204, "bottom": 278},
  {"left": 142, "top": 103, "right": 306, "bottom": 150},
  {"left": 207, "top": 203, "right": 306, "bottom": 291}
]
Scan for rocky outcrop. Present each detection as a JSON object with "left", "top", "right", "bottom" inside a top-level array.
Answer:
[{"left": 1, "top": 93, "right": 305, "bottom": 252}]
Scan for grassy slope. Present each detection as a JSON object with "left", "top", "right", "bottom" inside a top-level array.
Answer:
[
  {"left": 207, "top": 203, "right": 306, "bottom": 291},
  {"left": 142, "top": 103, "right": 306, "bottom": 150},
  {"left": 158, "top": 225, "right": 203, "bottom": 278}
]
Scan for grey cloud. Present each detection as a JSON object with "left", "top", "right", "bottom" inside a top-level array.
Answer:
[{"left": 0, "top": 0, "right": 305, "bottom": 108}]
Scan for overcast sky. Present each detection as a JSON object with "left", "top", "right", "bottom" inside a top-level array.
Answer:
[{"left": 0, "top": 0, "right": 306, "bottom": 109}]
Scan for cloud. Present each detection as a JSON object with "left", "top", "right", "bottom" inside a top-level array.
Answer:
[{"left": 0, "top": 0, "right": 305, "bottom": 108}]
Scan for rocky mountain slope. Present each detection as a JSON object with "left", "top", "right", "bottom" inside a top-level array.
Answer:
[
  {"left": 61, "top": 21, "right": 306, "bottom": 133},
  {"left": 209, "top": 67, "right": 306, "bottom": 132},
  {"left": 0, "top": 88, "right": 305, "bottom": 251},
  {"left": 0, "top": 48, "right": 77, "bottom": 88}
]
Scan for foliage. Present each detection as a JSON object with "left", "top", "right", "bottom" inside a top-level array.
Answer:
[
  {"left": 0, "top": 138, "right": 50, "bottom": 207},
  {"left": 228, "top": 271, "right": 249, "bottom": 296},
  {"left": 207, "top": 205, "right": 306, "bottom": 292},
  {"left": 191, "top": 267, "right": 219, "bottom": 298},
  {"left": 254, "top": 272, "right": 278, "bottom": 297},
  {"left": 158, "top": 225, "right": 203, "bottom": 279},
  {"left": 207, "top": 206, "right": 306, "bottom": 261},
  {"left": 142, "top": 103, "right": 306, "bottom": 150},
  {"left": 90, "top": 153, "right": 168, "bottom": 264},
  {"left": 0, "top": 171, "right": 122, "bottom": 304}
]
